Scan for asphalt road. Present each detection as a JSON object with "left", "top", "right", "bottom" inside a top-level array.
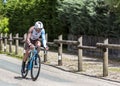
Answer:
[{"left": 0, "top": 54, "right": 120, "bottom": 86}]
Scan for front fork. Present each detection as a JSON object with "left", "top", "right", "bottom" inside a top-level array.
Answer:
[{"left": 28, "top": 53, "right": 38, "bottom": 70}]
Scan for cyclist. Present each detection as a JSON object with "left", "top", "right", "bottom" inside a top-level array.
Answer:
[{"left": 21, "top": 21, "right": 48, "bottom": 73}]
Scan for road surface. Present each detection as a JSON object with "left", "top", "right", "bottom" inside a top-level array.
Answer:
[{"left": 0, "top": 54, "right": 120, "bottom": 86}]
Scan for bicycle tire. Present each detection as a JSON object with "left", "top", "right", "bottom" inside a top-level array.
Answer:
[
  {"left": 21, "top": 62, "right": 29, "bottom": 78},
  {"left": 31, "top": 55, "right": 41, "bottom": 81}
]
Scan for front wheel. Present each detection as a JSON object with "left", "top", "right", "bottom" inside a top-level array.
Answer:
[
  {"left": 21, "top": 61, "right": 29, "bottom": 78},
  {"left": 31, "top": 55, "right": 41, "bottom": 81}
]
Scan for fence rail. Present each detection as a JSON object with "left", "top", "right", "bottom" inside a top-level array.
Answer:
[
  {"left": 54, "top": 39, "right": 79, "bottom": 45},
  {"left": 0, "top": 33, "right": 120, "bottom": 77},
  {"left": 78, "top": 45, "right": 101, "bottom": 51},
  {"left": 96, "top": 43, "right": 120, "bottom": 49}
]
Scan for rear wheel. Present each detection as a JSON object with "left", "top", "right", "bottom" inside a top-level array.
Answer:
[{"left": 31, "top": 55, "right": 41, "bottom": 81}]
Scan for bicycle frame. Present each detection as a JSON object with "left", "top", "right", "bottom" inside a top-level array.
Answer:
[{"left": 27, "top": 48, "right": 38, "bottom": 70}]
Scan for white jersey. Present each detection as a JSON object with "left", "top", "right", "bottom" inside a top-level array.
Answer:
[
  {"left": 30, "top": 29, "right": 41, "bottom": 40},
  {"left": 30, "top": 28, "right": 47, "bottom": 48}
]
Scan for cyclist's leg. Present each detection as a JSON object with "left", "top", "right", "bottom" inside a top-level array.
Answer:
[
  {"left": 23, "top": 50, "right": 29, "bottom": 61},
  {"left": 22, "top": 43, "right": 30, "bottom": 73},
  {"left": 34, "top": 40, "right": 41, "bottom": 65},
  {"left": 22, "top": 50, "right": 29, "bottom": 73},
  {"left": 35, "top": 40, "right": 41, "bottom": 53}
]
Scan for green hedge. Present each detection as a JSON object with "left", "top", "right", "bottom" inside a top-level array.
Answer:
[{"left": 0, "top": 0, "right": 120, "bottom": 40}]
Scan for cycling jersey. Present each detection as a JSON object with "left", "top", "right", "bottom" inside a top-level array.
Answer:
[{"left": 30, "top": 28, "right": 47, "bottom": 48}]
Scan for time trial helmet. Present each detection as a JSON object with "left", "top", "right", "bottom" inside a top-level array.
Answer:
[{"left": 34, "top": 21, "right": 43, "bottom": 29}]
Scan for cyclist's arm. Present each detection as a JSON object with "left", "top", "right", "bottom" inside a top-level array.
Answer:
[
  {"left": 26, "top": 26, "right": 33, "bottom": 45},
  {"left": 41, "top": 29, "right": 47, "bottom": 48}
]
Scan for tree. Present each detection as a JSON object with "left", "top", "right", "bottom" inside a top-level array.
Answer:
[{"left": 0, "top": 17, "right": 9, "bottom": 33}]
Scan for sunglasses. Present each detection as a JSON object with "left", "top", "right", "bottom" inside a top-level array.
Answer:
[{"left": 35, "top": 28, "right": 42, "bottom": 30}]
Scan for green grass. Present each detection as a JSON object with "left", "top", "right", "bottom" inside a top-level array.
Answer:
[
  {"left": 0, "top": 50, "right": 23, "bottom": 60},
  {"left": 0, "top": 45, "right": 23, "bottom": 60}
]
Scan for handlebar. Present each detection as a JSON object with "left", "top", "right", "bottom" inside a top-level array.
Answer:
[{"left": 34, "top": 46, "right": 48, "bottom": 51}]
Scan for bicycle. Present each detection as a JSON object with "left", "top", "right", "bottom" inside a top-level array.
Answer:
[{"left": 21, "top": 46, "right": 41, "bottom": 81}]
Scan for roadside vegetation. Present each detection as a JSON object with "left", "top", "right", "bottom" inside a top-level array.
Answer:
[{"left": 0, "top": 0, "right": 120, "bottom": 40}]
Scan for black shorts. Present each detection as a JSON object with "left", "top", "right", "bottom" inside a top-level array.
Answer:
[{"left": 24, "top": 39, "right": 39, "bottom": 50}]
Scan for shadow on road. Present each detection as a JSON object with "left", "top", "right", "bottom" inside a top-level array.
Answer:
[
  {"left": 14, "top": 76, "right": 31, "bottom": 80},
  {"left": 43, "top": 63, "right": 120, "bottom": 84}
]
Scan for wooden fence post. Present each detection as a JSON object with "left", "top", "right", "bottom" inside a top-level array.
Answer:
[
  {"left": 58, "top": 35, "right": 62, "bottom": 66},
  {"left": 0, "top": 33, "right": 3, "bottom": 51},
  {"left": 44, "top": 33, "right": 48, "bottom": 62},
  {"left": 103, "top": 38, "right": 108, "bottom": 77},
  {"left": 78, "top": 36, "right": 83, "bottom": 71},
  {"left": 15, "top": 33, "right": 19, "bottom": 54},
  {"left": 4, "top": 33, "right": 7, "bottom": 52},
  {"left": 9, "top": 33, "right": 12, "bottom": 53}
]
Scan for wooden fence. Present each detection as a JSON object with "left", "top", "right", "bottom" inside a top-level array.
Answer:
[{"left": 0, "top": 33, "right": 120, "bottom": 77}]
